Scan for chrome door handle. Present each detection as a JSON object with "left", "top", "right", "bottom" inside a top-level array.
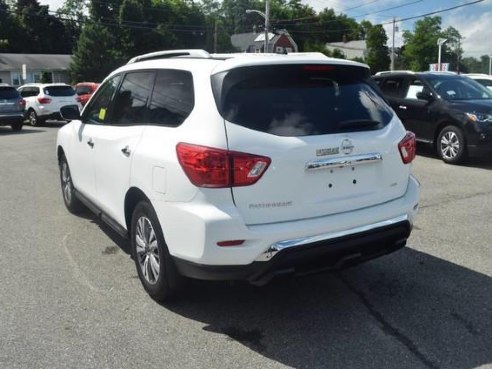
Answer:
[
  {"left": 121, "top": 146, "right": 131, "bottom": 157},
  {"left": 87, "top": 139, "right": 94, "bottom": 148},
  {"left": 398, "top": 105, "right": 407, "bottom": 110}
]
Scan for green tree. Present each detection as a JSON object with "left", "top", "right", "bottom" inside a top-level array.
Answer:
[
  {"left": 402, "top": 16, "right": 442, "bottom": 71},
  {"left": 70, "top": 23, "right": 125, "bottom": 82},
  {"left": 365, "top": 24, "right": 390, "bottom": 74}
]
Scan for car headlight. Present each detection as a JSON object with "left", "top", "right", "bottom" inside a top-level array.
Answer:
[{"left": 465, "top": 112, "right": 492, "bottom": 123}]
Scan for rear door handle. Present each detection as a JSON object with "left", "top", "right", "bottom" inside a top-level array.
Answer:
[
  {"left": 399, "top": 105, "right": 407, "bottom": 110},
  {"left": 121, "top": 146, "right": 131, "bottom": 157},
  {"left": 87, "top": 138, "right": 94, "bottom": 148}
]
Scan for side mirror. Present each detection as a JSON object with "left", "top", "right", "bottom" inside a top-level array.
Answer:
[
  {"left": 416, "top": 91, "right": 434, "bottom": 101},
  {"left": 60, "top": 105, "right": 81, "bottom": 121}
]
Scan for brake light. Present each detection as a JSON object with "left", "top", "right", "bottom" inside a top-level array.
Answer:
[
  {"left": 37, "top": 97, "right": 52, "bottom": 104},
  {"left": 18, "top": 98, "right": 26, "bottom": 108},
  {"left": 176, "top": 143, "right": 271, "bottom": 188},
  {"left": 76, "top": 96, "right": 82, "bottom": 103},
  {"left": 398, "top": 131, "right": 416, "bottom": 164}
]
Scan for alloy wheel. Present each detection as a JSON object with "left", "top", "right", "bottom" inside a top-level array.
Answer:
[
  {"left": 135, "top": 216, "right": 160, "bottom": 285},
  {"left": 440, "top": 131, "right": 460, "bottom": 160},
  {"left": 61, "top": 161, "right": 73, "bottom": 204}
]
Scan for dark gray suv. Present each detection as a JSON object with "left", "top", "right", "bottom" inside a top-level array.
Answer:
[
  {"left": 0, "top": 85, "right": 25, "bottom": 131},
  {"left": 373, "top": 72, "right": 492, "bottom": 164}
]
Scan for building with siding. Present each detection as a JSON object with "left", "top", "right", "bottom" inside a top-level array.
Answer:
[
  {"left": 231, "top": 30, "right": 298, "bottom": 54},
  {"left": 0, "top": 54, "right": 72, "bottom": 86}
]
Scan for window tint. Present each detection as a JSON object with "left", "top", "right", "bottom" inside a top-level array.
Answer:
[
  {"left": 405, "top": 78, "right": 428, "bottom": 99},
  {"left": 426, "top": 76, "right": 492, "bottom": 100},
  {"left": 83, "top": 75, "right": 121, "bottom": 124},
  {"left": 0, "top": 87, "right": 20, "bottom": 99},
  {"left": 212, "top": 65, "right": 393, "bottom": 137},
  {"left": 379, "top": 77, "right": 407, "bottom": 98},
  {"left": 476, "top": 79, "right": 492, "bottom": 88},
  {"left": 44, "top": 86, "right": 75, "bottom": 96},
  {"left": 19, "top": 87, "right": 39, "bottom": 98},
  {"left": 76, "top": 86, "right": 93, "bottom": 95},
  {"left": 148, "top": 70, "right": 194, "bottom": 126},
  {"left": 111, "top": 71, "right": 154, "bottom": 125}
]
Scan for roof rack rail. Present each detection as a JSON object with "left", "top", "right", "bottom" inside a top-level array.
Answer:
[{"left": 127, "top": 49, "right": 211, "bottom": 64}]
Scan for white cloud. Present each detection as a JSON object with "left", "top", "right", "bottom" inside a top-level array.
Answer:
[{"left": 444, "top": 11, "right": 492, "bottom": 57}]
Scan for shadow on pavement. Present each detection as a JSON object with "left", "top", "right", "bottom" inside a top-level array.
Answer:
[
  {"left": 164, "top": 248, "right": 491, "bottom": 369},
  {"left": 0, "top": 127, "right": 45, "bottom": 135},
  {"left": 417, "top": 142, "right": 492, "bottom": 169}
]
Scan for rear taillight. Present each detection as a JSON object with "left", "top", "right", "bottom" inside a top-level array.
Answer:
[
  {"left": 18, "top": 98, "right": 26, "bottom": 108},
  {"left": 176, "top": 143, "right": 271, "bottom": 188},
  {"left": 37, "top": 97, "right": 52, "bottom": 104},
  {"left": 398, "top": 131, "right": 416, "bottom": 164},
  {"left": 75, "top": 96, "right": 82, "bottom": 103}
]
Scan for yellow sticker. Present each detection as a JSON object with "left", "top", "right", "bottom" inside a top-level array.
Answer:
[{"left": 99, "top": 108, "right": 106, "bottom": 121}]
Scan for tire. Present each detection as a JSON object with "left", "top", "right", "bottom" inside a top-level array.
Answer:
[
  {"left": 11, "top": 122, "right": 23, "bottom": 132},
  {"left": 59, "top": 155, "right": 84, "bottom": 213},
  {"left": 131, "top": 201, "right": 183, "bottom": 302},
  {"left": 28, "top": 109, "right": 38, "bottom": 126},
  {"left": 437, "top": 125, "right": 467, "bottom": 164}
]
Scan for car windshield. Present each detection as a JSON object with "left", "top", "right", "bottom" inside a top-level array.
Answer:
[
  {"left": 0, "top": 87, "right": 20, "bottom": 99},
  {"left": 426, "top": 76, "right": 492, "bottom": 100},
  {"left": 44, "top": 86, "right": 75, "bottom": 97},
  {"left": 212, "top": 64, "right": 393, "bottom": 137}
]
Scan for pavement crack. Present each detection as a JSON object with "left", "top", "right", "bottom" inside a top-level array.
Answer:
[{"left": 338, "top": 274, "right": 439, "bottom": 369}]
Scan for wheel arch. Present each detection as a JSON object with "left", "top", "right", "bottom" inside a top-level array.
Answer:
[{"left": 124, "top": 187, "right": 151, "bottom": 233}]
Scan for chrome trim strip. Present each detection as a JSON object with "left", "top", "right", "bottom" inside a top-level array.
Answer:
[
  {"left": 305, "top": 153, "right": 383, "bottom": 171},
  {"left": 255, "top": 214, "right": 409, "bottom": 262}
]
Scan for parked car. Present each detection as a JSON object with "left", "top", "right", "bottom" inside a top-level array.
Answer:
[
  {"left": 18, "top": 83, "right": 82, "bottom": 126},
  {"left": 465, "top": 73, "right": 492, "bottom": 91},
  {"left": 74, "top": 82, "right": 99, "bottom": 106},
  {"left": 0, "top": 84, "right": 25, "bottom": 131},
  {"left": 57, "top": 49, "right": 420, "bottom": 301},
  {"left": 373, "top": 71, "right": 492, "bottom": 164}
]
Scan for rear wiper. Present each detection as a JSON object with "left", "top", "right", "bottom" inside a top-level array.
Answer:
[{"left": 338, "top": 119, "right": 382, "bottom": 130}]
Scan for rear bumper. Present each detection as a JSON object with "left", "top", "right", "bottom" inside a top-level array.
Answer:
[
  {"left": 0, "top": 113, "right": 24, "bottom": 125},
  {"left": 173, "top": 217, "right": 411, "bottom": 285}
]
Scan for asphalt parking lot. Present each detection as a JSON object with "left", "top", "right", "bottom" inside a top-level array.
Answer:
[{"left": 0, "top": 123, "right": 491, "bottom": 369}]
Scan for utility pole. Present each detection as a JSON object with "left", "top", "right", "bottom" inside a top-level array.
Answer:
[
  {"left": 246, "top": 0, "right": 270, "bottom": 53},
  {"left": 264, "top": 0, "right": 270, "bottom": 53},
  {"left": 213, "top": 20, "right": 218, "bottom": 53},
  {"left": 456, "top": 36, "right": 461, "bottom": 74},
  {"left": 437, "top": 38, "right": 447, "bottom": 72},
  {"left": 391, "top": 17, "right": 396, "bottom": 71},
  {"left": 489, "top": 55, "right": 492, "bottom": 75}
]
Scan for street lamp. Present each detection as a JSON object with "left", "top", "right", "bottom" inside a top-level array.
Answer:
[
  {"left": 246, "top": 0, "right": 270, "bottom": 53},
  {"left": 437, "top": 38, "right": 447, "bottom": 72}
]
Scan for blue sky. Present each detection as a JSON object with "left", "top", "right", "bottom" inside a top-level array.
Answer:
[{"left": 39, "top": 0, "right": 491, "bottom": 57}]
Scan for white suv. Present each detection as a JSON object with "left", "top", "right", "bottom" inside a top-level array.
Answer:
[
  {"left": 18, "top": 83, "right": 81, "bottom": 126},
  {"left": 57, "top": 50, "right": 420, "bottom": 301}
]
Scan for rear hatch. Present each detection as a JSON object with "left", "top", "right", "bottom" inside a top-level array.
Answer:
[
  {"left": 212, "top": 63, "right": 411, "bottom": 225},
  {"left": 43, "top": 85, "right": 78, "bottom": 110},
  {"left": 0, "top": 87, "right": 23, "bottom": 113}
]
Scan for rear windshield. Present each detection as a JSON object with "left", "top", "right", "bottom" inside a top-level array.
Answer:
[
  {"left": 43, "top": 86, "right": 75, "bottom": 97},
  {"left": 0, "top": 87, "right": 20, "bottom": 99},
  {"left": 212, "top": 65, "right": 393, "bottom": 136},
  {"left": 76, "top": 86, "right": 93, "bottom": 95}
]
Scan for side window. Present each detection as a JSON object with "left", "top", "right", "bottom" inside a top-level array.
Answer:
[
  {"left": 380, "top": 77, "right": 407, "bottom": 98},
  {"left": 148, "top": 69, "right": 194, "bottom": 127},
  {"left": 405, "top": 78, "right": 426, "bottom": 99},
  {"left": 110, "top": 71, "right": 154, "bottom": 125},
  {"left": 83, "top": 75, "right": 121, "bottom": 124}
]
